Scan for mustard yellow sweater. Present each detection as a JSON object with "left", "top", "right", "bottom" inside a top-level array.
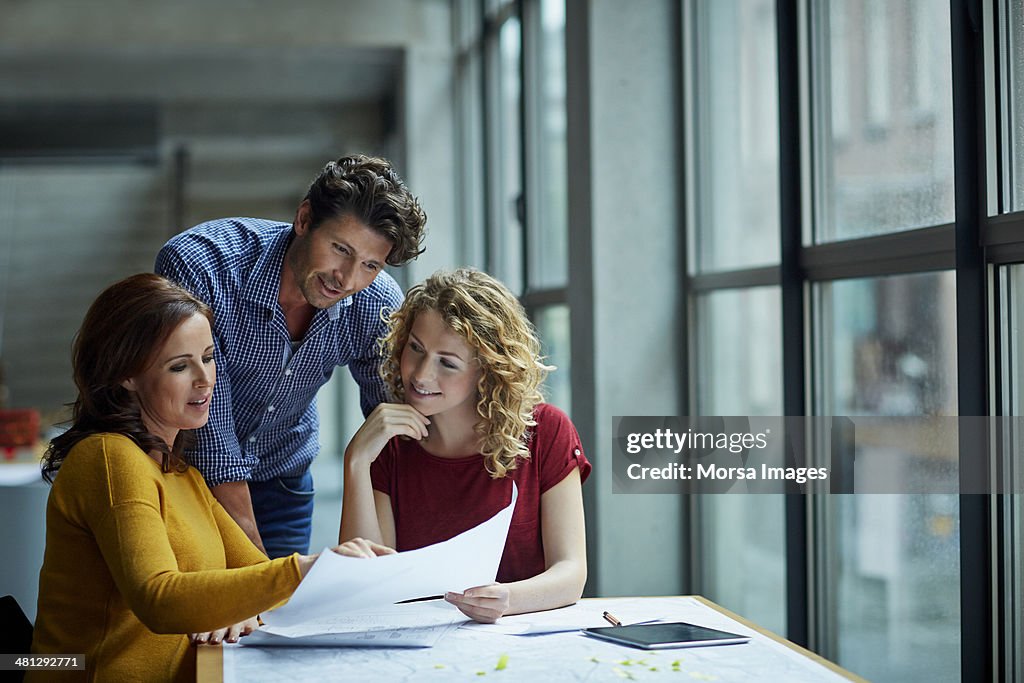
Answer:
[{"left": 29, "top": 433, "right": 302, "bottom": 682}]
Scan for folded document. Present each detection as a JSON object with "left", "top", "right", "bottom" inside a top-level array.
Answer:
[{"left": 248, "top": 484, "right": 518, "bottom": 646}]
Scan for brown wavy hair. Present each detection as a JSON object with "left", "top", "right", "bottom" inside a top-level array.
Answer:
[
  {"left": 304, "top": 154, "right": 427, "bottom": 266},
  {"left": 42, "top": 273, "right": 214, "bottom": 483},
  {"left": 380, "top": 269, "right": 552, "bottom": 478}
]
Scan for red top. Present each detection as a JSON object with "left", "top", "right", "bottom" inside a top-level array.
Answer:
[{"left": 370, "top": 403, "right": 591, "bottom": 583}]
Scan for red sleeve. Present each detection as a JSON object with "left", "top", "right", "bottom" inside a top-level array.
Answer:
[
  {"left": 369, "top": 438, "right": 398, "bottom": 494},
  {"left": 532, "top": 404, "right": 591, "bottom": 493}
]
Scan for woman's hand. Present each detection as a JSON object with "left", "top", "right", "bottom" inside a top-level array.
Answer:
[
  {"left": 190, "top": 616, "right": 259, "bottom": 645},
  {"left": 331, "top": 537, "right": 396, "bottom": 559},
  {"left": 344, "top": 403, "right": 430, "bottom": 469},
  {"left": 444, "top": 584, "right": 511, "bottom": 623},
  {"left": 296, "top": 538, "right": 395, "bottom": 578}
]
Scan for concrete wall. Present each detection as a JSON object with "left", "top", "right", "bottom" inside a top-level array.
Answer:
[{"left": 567, "top": 0, "right": 686, "bottom": 597}]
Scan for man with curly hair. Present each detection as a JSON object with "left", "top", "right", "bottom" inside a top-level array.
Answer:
[{"left": 156, "top": 155, "right": 427, "bottom": 558}]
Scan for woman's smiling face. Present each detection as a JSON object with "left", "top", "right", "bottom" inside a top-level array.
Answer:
[{"left": 400, "top": 308, "right": 481, "bottom": 418}]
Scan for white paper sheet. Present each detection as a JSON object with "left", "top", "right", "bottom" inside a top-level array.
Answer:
[
  {"left": 458, "top": 599, "right": 665, "bottom": 635},
  {"left": 261, "top": 483, "right": 518, "bottom": 629},
  {"left": 247, "top": 600, "right": 463, "bottom": 648}
]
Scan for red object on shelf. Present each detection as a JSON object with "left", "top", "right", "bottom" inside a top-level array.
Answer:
[{"left": 0, "top": 409, "right": 40, "bottom": 452}]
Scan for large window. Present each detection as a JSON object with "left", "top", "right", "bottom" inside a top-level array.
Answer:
[
  {"left": 815, "top": 0, "right": 954, "bottom": 242},
  {"left": 462, "top": 0, "right": 1024, "bottom": 678},
  {"left": 686, "top": 0, "right": 1014, "bottom": 679},
  {"left": 688, "top": 0, "right": 786, "bottom": 637},
  {"left": 816, "top": 273, "right": 959, "bottom": 682},
  {"left": 694, "top": 288, "right": 785, "bottom": 635},
  {"left": 1010, "top": 1, "right": 1024, "bottom": 209},
  {"left": 456, "top": 0, "right": 572, "bottom": 410},
  {"left": 693, "top": 0, "right": 779, "bottom": 271}
]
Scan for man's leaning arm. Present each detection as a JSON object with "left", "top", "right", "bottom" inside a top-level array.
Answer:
[{"left": 211, "top": 480, "right": 267, "bottom": 556}]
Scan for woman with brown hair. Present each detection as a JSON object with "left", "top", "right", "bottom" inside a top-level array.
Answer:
[{"left": 30, "top": 273, "right": 390, "bottom": 682}]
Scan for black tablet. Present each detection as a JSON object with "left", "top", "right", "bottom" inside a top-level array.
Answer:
[{"left": 583, "top": 622, "right": 751, "bottom": 650}]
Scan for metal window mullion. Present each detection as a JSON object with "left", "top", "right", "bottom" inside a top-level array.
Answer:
[
  {"left": 778, "top": 0, "right": 810, "bottom": 650},
  {"left": 688, "top": 266, "right": 782, "bottom": 292},
  {"left": 680, "top": 0, "right": 705, "bottom": 597},
  {"left": 950, "top": 1, "right": 995, "bottom": 682}
]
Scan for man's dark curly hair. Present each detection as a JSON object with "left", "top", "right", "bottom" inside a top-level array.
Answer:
[{"left": 303, "top": 154, "right": 427, "bottom": 266}]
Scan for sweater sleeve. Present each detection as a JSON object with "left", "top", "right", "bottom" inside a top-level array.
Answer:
[
  {"left": 74, "top": 436, "right": 301, "bottom": 634},
  {"left": 92, "top": 502, "right": 301, "bottom": 633}
]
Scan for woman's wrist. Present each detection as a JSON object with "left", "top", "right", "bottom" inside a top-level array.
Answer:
[
  {"left": 343, "top": 447, "right": 373, "bottom": 472},
  {"left": 296, "top": 553, "right": 319, "bottom": 578}
]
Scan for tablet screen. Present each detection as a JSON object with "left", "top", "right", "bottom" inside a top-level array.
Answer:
[{"left": 583, "top": 622, "right": 751, "bottom": 649}]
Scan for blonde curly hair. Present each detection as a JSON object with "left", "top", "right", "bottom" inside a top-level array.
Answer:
[{"left": 380, "top": 268, "right": 553, "bottom": 478}]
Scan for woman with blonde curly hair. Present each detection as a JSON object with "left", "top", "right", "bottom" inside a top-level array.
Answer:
[{"left": 339, "top": 268, "right": 590, "bottom": 623}]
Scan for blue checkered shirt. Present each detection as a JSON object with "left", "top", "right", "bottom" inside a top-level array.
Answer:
[{"left": 155, "top": 218, "right": 402, "bottom": 486}]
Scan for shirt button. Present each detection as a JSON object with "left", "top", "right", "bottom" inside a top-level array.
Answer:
[
  {"left": 267, "top": 405, "right": 275, "bottom": 413},
  {"left": 284, "top": 369, "right": 293, "bottom": 376},
  {"left": 574, "top": 449, "right": 581, "bottom": 456},
  {"left": 249, "top": 436, "right": 257, "bottom": 443}
]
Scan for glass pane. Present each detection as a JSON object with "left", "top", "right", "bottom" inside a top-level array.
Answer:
[
  {"left": 695, "top": 287, "right": 786, "bottom": 635},
  {"left": 534, "top": 304, "right": 571, "bottom": 414},
  {"left": 1010, "top": 0, "right": 1024, "bottom": 209},
  {"left": 528, "top": 0, "right": 568, "bottom": 289},
  {"left": 694, "top": 0, "right": 780, "bottom": 271},
  {"left": 499, "top": 16, "right": 524, "bottom": 294},
  {"left": 455, "top": 0, "right": 481, "bottom": 51},
  {"left": 816, "top": 0, "right": 954, "bottom": 240},
  {"left": 819, "top": 272, "right": 959, "bottom": 682},
  {"left": 1000, "top": 265, "right": 1024, "bottom": 680}
]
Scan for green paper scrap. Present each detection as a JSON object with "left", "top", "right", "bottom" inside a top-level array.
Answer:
[
  {"left": 433, "top": 664, "right": 445, "bottom": 669},
  {"left": 611, "top": 667, "right": 636, "bottom": 680},
  {"left": 495, "top": 654, "right": 509, "bottom": 671},
  {"left": 476, "top": 671, "right": 486, "bottom": 676}
]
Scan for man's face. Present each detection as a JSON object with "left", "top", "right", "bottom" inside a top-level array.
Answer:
[{"left": 288, "top": 204, "right": 393, "bottom": 309}]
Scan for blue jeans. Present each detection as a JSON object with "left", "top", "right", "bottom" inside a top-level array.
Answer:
[{"left": 249, "top": 470, "right": 315, "bottom": 559}]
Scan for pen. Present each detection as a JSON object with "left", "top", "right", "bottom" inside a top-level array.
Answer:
[{"left": 602, "top": 611, "right": 622, "bottom": 627}]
